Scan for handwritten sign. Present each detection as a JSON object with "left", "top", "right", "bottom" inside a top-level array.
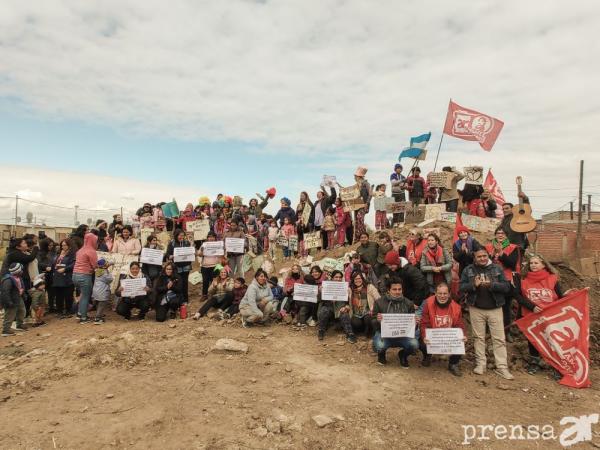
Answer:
[
  {"left": 120, "top": 277, "right": 147, "bottom": 298},
  {"left": 374, "top": 196, "right": 392, "bottom": 212},
  {"left": 381, "top": 314, "right": 416, "bottom": 338},
  {"left": 460, "top": 213, "right": 501, "bottom": 233},
  {"left": 321, "top": 281, "right": 349, "bottom": 302},
  {"left": 188, "top": 271, "right": 203, "bottom": 285},
  {"left": 201, "top": 241, "right": 224, "bottom": 256},
  {"left": 288, "top": 235, "right": 298, "bottom": 251},
  {"left": 427, "top": 172, "right": 453, "bottom": 189},
  {"left": 425, "top": 328, "right": 465, "bottom": 355},
  {"left": 155, "top": 231, "right": 171, "bottom": 253},
  {"left": 342, "top": 199, "right": 366, "bottom": 212},
  {"left": 140, "top": 248, "right": 164, "bottom": 266},
  {"left": 340, "top": 185, "right": 360, "bottom": 201},
  {"left": 276, "top": 235, "right": 289, "bottom": 247},
  {"left": 386, "top": 201, "right": 408, "bottom": 214},
  {"left": 404, "top": 205, "right": 426, "bottom": 224},
  {"left": 293, "top": 283, "right": 318, "bottom": 303},
  {"left": 225, "top": 237, "right": 245, "bottom": 254},
  {"left": 304, "top": 231, "right": 322, "bottom": 249},
  {"left": 424, "top": 203, "right": 446, "bottom": 221},
  {"left": 173, "top": 246, "right": 195, "bottom": 263},
  {"left": 187, "top": 219, "right": 210, "bottom": 240},
  {"left": 440, "top": 212, "right": 457, "bottom": 223},
  {"left": 463, "top": 166, "right": 484, "bottom": 185},
  {"left": 321, "top": 175, "right": 337, "bottom": 188},
  {"left": 301, "top": 204, "right": 312, "bottom": 226}
]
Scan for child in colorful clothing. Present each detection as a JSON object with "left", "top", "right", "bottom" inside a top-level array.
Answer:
[
  {"left": 29, "top": 277, "right": 48, "bottom": 327},
  {"left": 334, "top": 198, "right": 351, "bottom": 247},
  {"left": 224, "top": 277, "right": 247, "bottom": 318},
  {"left": 92, "top": 259, "right": 114, "bottom": 324},
  {"left": 281, "top": 217, "right": 296, "bottom": 260},
  {"left": 373, "top": 184, "right": 388, "bottom": 230},
  {"left": 267, "top": 219, "right": 279, "bottom": 261}
]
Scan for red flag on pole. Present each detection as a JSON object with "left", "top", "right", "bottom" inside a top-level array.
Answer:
[
  {"left": 515, "top": 288, "right": 591, "bottom": 388},
  {"left": 483, "top": 169, "right": 506, "bottom": 218},
  {"left": 443, "top": 100, "right": 504, "bottom": 151}
]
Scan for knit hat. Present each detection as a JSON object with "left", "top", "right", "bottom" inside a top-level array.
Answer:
[
  {"left": 281, "top": 197, "right": 291, "bottom": 207},
  {"left": 8, "top": 263, "right": 22, "bottom": 275},
  {"left": 384, "top": 250, "right": 400, "bottom": 266},
  {"left": 354, "top": 166, "right": 368, "bottom": 177},
  {"left": 266, "top": 187, "right": 277, "bottom": 199},
  {"left": 97, "top": 258, "right": 107, "bottom": 268},
  {"left": 394, "top": 163, "right": 403, "bottom": 171},
  {"left": 455, "top": 225, "right": 470, "bottom": 235},
  {"left": 198, "top": 196, "right": 210, "bottom": 206}
]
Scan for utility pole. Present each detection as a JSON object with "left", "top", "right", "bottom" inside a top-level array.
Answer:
[
  {"left": 576, "top": 160, "right": 584, "bottom": 260},
  {"left": 570, "top": 201, "right": 574, "bottom": 220},
  {"left": 588, "top": 194, "right": 592, "bottom": 221}
]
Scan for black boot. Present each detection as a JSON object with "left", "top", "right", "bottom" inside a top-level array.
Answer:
[{"left": 377, "top": 351, "right": 387, "bottom": 365}]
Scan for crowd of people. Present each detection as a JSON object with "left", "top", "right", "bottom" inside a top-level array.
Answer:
[{"left": 1, "top": 163, "right": 570, "bottom": 381}]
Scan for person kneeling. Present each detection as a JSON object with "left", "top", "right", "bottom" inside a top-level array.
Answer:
[
  {"left": 372, "top": 277, "right": 418, "bottom": 367},
  {"left": 317, "top": 270, "right": 356, "bottom": 343},
  {"left": 239, "top": 269, "right": 274, "bottom": 327},
  {"left": 153, "top": 263, "right": 182, "bottom": 322},
  {"left": 419, "top": 283, "right": 467, "bottom": 377},
  {"left": 116, "top": 262, "right": 151, "bottom": 320}
]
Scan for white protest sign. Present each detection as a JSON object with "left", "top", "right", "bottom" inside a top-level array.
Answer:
[
  {"left": 440, "top": 211, "right": 457, "bottom": 223},
  {"left": 425, "top": 328, "right": 465, "bottom": 355},
  {"left": 173, "top": 246, "right": 195, "bottom": 263},
  {"left": 293, "top": 283, "right": 318, "bottom": 303},
  {"left": 201, "top": 241, "right": 224, "bottom": 256},
  {"left": 120, "top": 277, "right": 147, "bottom": 297},
  {"left": 381, "top": 314, "right": 416, "bottom": 338},
  {"left": 321, "top": 281, "right": 349, "bottom": 302},
  {"left": 140, "top": 248, "right": 164, "bottom": 266},
  {"left": 188, "top": 271, "right": 203, "bottom": 285},
  {"left": 225, "top": 237, "right": 245, "bottom": 253},
  {"left": 321, "top": 175, "right": 337, "bottom": 187}
]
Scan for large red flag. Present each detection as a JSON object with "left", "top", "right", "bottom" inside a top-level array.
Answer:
[
  {"left": 443, "top": 100, "right": 504, "bottom": 151},
  {"left": 483, "top": 169, "right": 506, "bottom": 218},
  {"left": 515, "top": 288, "right": 591, "bottom": 388}
]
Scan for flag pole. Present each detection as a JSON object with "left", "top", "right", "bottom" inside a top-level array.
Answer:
[{"left": 432, "top": 133, "right": 445, "bottom": 172}]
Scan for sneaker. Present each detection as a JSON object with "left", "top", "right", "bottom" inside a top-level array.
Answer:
[
  {"left": 94, "top": 318, "right": 105, "bottom": 325},
  {"left": 448, "top": 364, "right": 463, "bottom": 377},
  {"left": 494, "top": 368, "right": 515, "bottom": 380},
  {"left": 318, "top": 330, "right": 325, "bottom": 341},
  {"left": 79, "top": 317, "right": 91, "bottom": 324},
  {"left": 346, "top": 334, "right": 357, "bottom": 344},
  {"left": 193, "top": 312, "right": 201, "bottom": 320},
  {"left": 399, "top": 351, "right": 409, "bottom": 369},
  {"left": 14, "top": 325, "right": 28, "bottom": 332},
  {"left": 307, "top": 318, "right": 317, "bottom": 327},
  {"left": 473, "top": 364, "right": 486, "bottom": 375},
  {"left": 2, "top": 330, "right": 16, "bottom": 337},
  {"left": 422, "top": 354, "right": 432, "bottom": 367},
  {"left": 526, "top": 363, "right": 540, "bottom": 375},
  {"left": 377, "top": 352, "right": 387, "bottom": 365}
]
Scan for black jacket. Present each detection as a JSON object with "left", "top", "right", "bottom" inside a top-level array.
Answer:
[
  {"left": 400, "top": 264, "right": 429, "bottom": 306},
  {"left": 459, "top": 262, "right": 511, "bottom": 308},
  {"left": 153, "top": 273, "right": 182, "bottom": 305},
  {"left": 1, "top": 247, "right": 38, "bottom": 278},
  {"left": 371, "top": 295, "right": 415, "bottom": 332},
  {"left": 51, "top": 252, "right": 76, "bottom": 288}
]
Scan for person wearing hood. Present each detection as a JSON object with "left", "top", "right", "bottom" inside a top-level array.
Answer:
[
  {"left": 390, "top": 163, "right": 407, "bottom": 224},
  {"left": 165, "top": 229, "right": 193, "bottom": 304},
  {"left": 153, "top": 263, "right": 182, "bottom": 322},
  {"left": 420, "top": 233, "right": 453, "bottom": 293},
  {"left": 92, "top": 259, "right": 113, "bottom": 324},
  {"left": 452, "top": 226, "right": 482, "bottom": 276},
  {"left": 459, "top": 248, "right": 513, "bottom": 380},
  {"left": 1, "top": 263, "right": 28, "bottom": 336},
  {"left": 372, "top": 277, "right": 419, "bottom": 367},
  {"left": 72, "top": 232, "right": 98, "bottom": 323},
  {"left": 273, "top": 197, "right": 297, "bottom": 227},
  {"left": 419, "top": 283, "right": 467, "bottom": 376},
  {"left": 239, "top": 269, "right": 274, "bottom": 327},
  {"left": 111, "top": 225, "right": 141, "bottom": 256},
  {"left": 116, "top": 261, "right": 151, "bottom": 321},
  {"left": 405, "top": 228, "right": 426, "bottom": 267}
]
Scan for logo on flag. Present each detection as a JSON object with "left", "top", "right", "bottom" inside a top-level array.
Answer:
[
  {"left": 483, "top": 169, "right": 506, "bottom": 218},
  {"left": 443, "top": 101, "right": 504, "bottom": 151},
  {"left": 516, "top": 288, "right": 591, "bottom": 388}
]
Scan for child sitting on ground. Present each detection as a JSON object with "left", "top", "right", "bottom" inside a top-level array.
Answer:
[
  {"left": 92, "top": 259, "right": 113, "bottom": 324},
  {"left": 224, "top": 277, "right": 247, "bottom": 318},
  {"left": 29, "top": 277, "right": 48, "bottom": 327},
  {"left": 268, "top": 276, "right": 284, "bottom": 312}
]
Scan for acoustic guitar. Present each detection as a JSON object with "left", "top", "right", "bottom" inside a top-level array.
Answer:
[{"left": 510, "top": 176, "right": 537, "bottom": 233}]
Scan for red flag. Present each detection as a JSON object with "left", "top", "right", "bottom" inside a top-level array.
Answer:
[
  {"left": 483, "top": 169, "right": 506, "bottom": 218},
  {"left": 443, "top": 100, "right": 504, "bottom": 151},
  {"left": 515, "top": 288, "right": 591, "bottom": 388},
  {"left": 453, "top": 211, "right": 464, "bottom": 242}
]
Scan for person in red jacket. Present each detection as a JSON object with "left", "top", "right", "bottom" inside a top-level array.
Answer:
[
  {"left": 419, "top": 283, "right": 467, "bottom": 377},
  {"left": 405, "top": 229, "right": 427, "bottom": 267},
  {"left": 514, "top": 255, "right": 565, "bottom": 375}
]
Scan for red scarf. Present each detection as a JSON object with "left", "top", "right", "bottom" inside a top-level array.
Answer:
[
  {"left": 424, "top": 245, "right": 444, "bottom": 266},
  {"left": 520, "top": 269, "right": 559, "bottom": 316}
]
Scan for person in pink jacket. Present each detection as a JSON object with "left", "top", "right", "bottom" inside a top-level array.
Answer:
[
  {"left": 110, "top": 225, "right": 141, "bottom": 256},
  {"left": 72, "top": 233, "right": 98, "bottom": 323}
]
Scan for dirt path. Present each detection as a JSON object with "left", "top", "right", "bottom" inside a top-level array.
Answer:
[{"left": 1, "top": 299, "right": 598, "bottom": 450}]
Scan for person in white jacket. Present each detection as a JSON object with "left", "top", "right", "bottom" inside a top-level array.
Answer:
[{"left": 239, "top": 269, "right": 274, "bottom": 327}]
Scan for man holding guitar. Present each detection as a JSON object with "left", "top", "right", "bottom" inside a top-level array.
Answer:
[{"left": 501, "top": 177, "right": 534, "bottom": 249}]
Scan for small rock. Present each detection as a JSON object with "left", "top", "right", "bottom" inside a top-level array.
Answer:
[
  {"left": 312, "top": 415, "right": 334, "bottom": 428},
  {"left": 212, "top": 338, "right": 249, "bottom": 353},
  {"left": 497, "top": 384, "right": 513, "bottom": 391},
  {"left": 332, "top": 414, "right": 345, "bottom": 421},
  {"left": 41, "top": 333, "right": 52, "bottom": 338},
  {"left": 285, "top": 367, "right": 292, "bottom": 373},
  {"left": 250, "top": 378, "right": 258, "bottom": 383},
  {"left": 168, "top": 323, "right": 176, "bottom": 329},
  {"left": 254, "top": 426, "right": 268, "bottom": 437},
  {"left": 251, "top": 413, "right": 260, "bottom": 420},
  {"left": 266, "top": 418, "right": 281, "bottom": 434},
  {"left": 50, "top": 421, "right": 60, "bottom": 426},
  {"left": 81, "top": 406, "right": 89, "bottom": 413},
  {"left": 106, "top": 393, "right": 114, "bottom": 399},
  {"left": 192, "top": 327, "right": 207, "bottom": 337}
]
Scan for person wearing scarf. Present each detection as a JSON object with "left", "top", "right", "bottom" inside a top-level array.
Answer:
[
  {"left": 420, "top": 234, "right": 452, "bottom": 293},
  {"left": 405, "top": 229, "right": 427, "bottom": 267},
  {"left": 452, "top": 226, "right": 482, "bottom": 276},
  {"left": 485, "top": 227, "right": 521, "bottom": 338},
  {"left": 115, "top": 261, "right": 151, "bottom": 321},
  {"left": 514, "top": 255, "right": 565, "bottom": 375},
  {"left": 1, "top": 263, "right": 27, "bottom": 336},
  {"left": 347, "top": 271, "right": 380, "bottom": 337},
  {"left": 419, "top": 283, "right": 467, "bottom": 376}
]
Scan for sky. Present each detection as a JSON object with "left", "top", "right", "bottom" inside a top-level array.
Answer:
[{"left": 0, "top": 0, "right": 599, "bottom": 227}]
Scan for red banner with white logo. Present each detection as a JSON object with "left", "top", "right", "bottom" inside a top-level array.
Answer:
[
  {"left": 443, "top": 100, "right": 504, "bottom": 151},
  {"left": 516, "top": 288, "right": 591, "bottom": 388},
  {"left": 483, "top": 169, "right": 506, "bottom": 218}
]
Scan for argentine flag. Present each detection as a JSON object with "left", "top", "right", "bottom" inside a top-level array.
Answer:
[{"left": 399, "top": 132, "right": 431, "bottom": 160}]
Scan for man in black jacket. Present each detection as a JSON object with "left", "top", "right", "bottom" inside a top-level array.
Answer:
[
  {"left": 500, "top": 191, "right": 530, "bottom": 249},
  {"left": 371, "top": 277, "right": 419, "bottom": 367}
]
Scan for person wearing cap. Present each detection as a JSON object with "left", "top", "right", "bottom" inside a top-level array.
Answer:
[
  {"left": 273, "top": 197, "right": 297, "bottom": 228},
  {"left": 1, "top": 263, "right": 28, "bottom": 336},
  {"left": 452, "top": 226, "right": 482, "bottom": 277},
  {"left": 439, "top": 167, "right": 464, "bottom": 213},
  {"left": 29, "top": 277, "right": 48, "bottom": 327},
  {"left": 92, "top": 259, "right": 113, "bottom": 324},
  {"left": 390, "top": 163, "right": 407, "bottom": 224},
  {"left": 352, "top": 166, "right": 372, "bottom": 243}
]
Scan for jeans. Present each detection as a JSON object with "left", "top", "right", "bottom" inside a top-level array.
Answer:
[
  {"left": 372, "top": 331, "right": 419, "bottom": 354},
  {"left": 443, "top": 199, "right": 459, "bottom": 213},
  {"left": 72, "top": 273, "right": 93, "bottom": 319},
  {"left": 3, "top": 298, "right": 26, "bottom": 332},
  {"left": 197, "top": 292, "right": 234, "bottom": 317}
]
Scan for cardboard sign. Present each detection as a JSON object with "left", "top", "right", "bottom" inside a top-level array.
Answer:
[
  {"left": 225, "top": 237, "right": 245, "bottom": 253},
  {"left": 201, "top": 241, "right": 224, "bottom": 256},
  {"left": 463, "top": 166, "right": 484, "bottom": 185},
  {"left": 374, "top": 196, "right": 392, "bottom": 212},
  {"left": 187, "top": 219, "right": 210, "bottom": 240},
  {"left": 340, "top": 185, "right": 360, "bottom": 201},
  {"left": 288, "top": 235, "right": 298, "bottom": 251},
  {"left": 321, "top": 281, "right": 349, "bottom": 302},
  {"left": 293, "top": 283, "right": 318, "bottom": 303},
  {"left": 386, "top": 201, "right": 409, "bottom": 214},
  {"left": 301, "top": 204, "right": 312, "bottom": 226},
  {"left": 427, "top": 172, "right": 453, "bottom": 189},
  {"left": 342, "top": 198, "right": 366, "bottom": 212},
  {"left": 404, "top": 205, "right": 426, "bottom": 224},
  {"left": 188, "top": 271, "right": 203, "bottom": 285},
  {"left": 321, "top": 175, "right": 337, "bottom": 188},
  {"left": 120, "top": 277, "right": 147, "bottom": 298},
  {"left": 460, "top": 213, "right": 501, "bottom": 233},
  {"left": 140, "top": 248, "right": 164, "bottom": 266},
  {"left": 425, "top": 328, "right": 465, "bottom": 355},
  {"left": 304, "top": 231, "right": 322, "bottom": 249},
  {"left": 97, "top": 251, "right": 137, "bottom": 293},
  {"left": 247, "top": 235, "right": 258, "bottom": 254},
  {"left": 381, "top": 314, "right": 416, "bottom": 338},
  {"left": 155, "top": 231, "right": 171, "bottom": 253},
  {"left": 424, "top": 203, "right": 446, "bottom": 221},
  {"left": 440, "top": 212, "right": 457, "bottom": 223},
  {"left": 173, "top": 246, "right": 195, "bottom": 263}
]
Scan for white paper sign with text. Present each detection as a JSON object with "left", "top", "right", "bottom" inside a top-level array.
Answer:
[
  {"left": 173, "top": 246, "right": 195, "bottom": 263},
  {"left": 321, "top": 281, "right": 349, "bottom": 302},
  {"left": 225, "top": 237, "right": 245, "bottom": 254},
  {"left": 120, "top": 277, "right": 147, "bottom": 297},
  {"left": 201, "top": 241, "right": 224, "bottom": 256},
  {"left": 293, "top": 283, "right": 318, "bottom": 303},
  {"left": 140, "top": 248, "right": 164, "bottom": 266},
  {"left": 381, "top": 314, "right": 416, "bottom": 338},
  {"left": 425, "top": 328, "right": 465, "bottom": 355}
]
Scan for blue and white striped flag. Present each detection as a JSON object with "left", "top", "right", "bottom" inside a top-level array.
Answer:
[{"left": 398, "top": 132, "right": 431, "bottom": 160}]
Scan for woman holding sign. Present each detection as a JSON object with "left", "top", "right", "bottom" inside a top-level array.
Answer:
[
  {"left": 198, "top": 232, "right": 220, "bottom": 300},
  {"left": 317, "top": 270, "right": 356, "bottom": 343},
  {"left": 419, "top": 283, "right": 467, "bottom": 377},
  {"left": 115, "top": 262, "right": 151, "bottom": 320},
  {"left": 165, "top": 229, "right": 193, "bottom": 304},
  {"left": 141, "top": 235, "right": 163, "bottom": 286},
  {"left": 420, "top": 234, "right": 452, "bottom": 293}
]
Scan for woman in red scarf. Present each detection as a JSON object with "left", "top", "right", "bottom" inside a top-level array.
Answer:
[
  {"left": 419, "top": 234, "right": 452, "bottom": 293},
  {"left": 514, "top": 255, "right": 564, "bottom": 375},
  {"left": 405, "top": 229, "right": 427, "bottom": 267}
]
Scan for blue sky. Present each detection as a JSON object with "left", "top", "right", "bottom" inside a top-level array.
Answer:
[{"left": 0, "top": 0, "right": 598, "bottom": 226}]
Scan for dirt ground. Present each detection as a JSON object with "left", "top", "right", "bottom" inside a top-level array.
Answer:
[{"left": 1, "top": 222, "right": 599, "bottom": 450}]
